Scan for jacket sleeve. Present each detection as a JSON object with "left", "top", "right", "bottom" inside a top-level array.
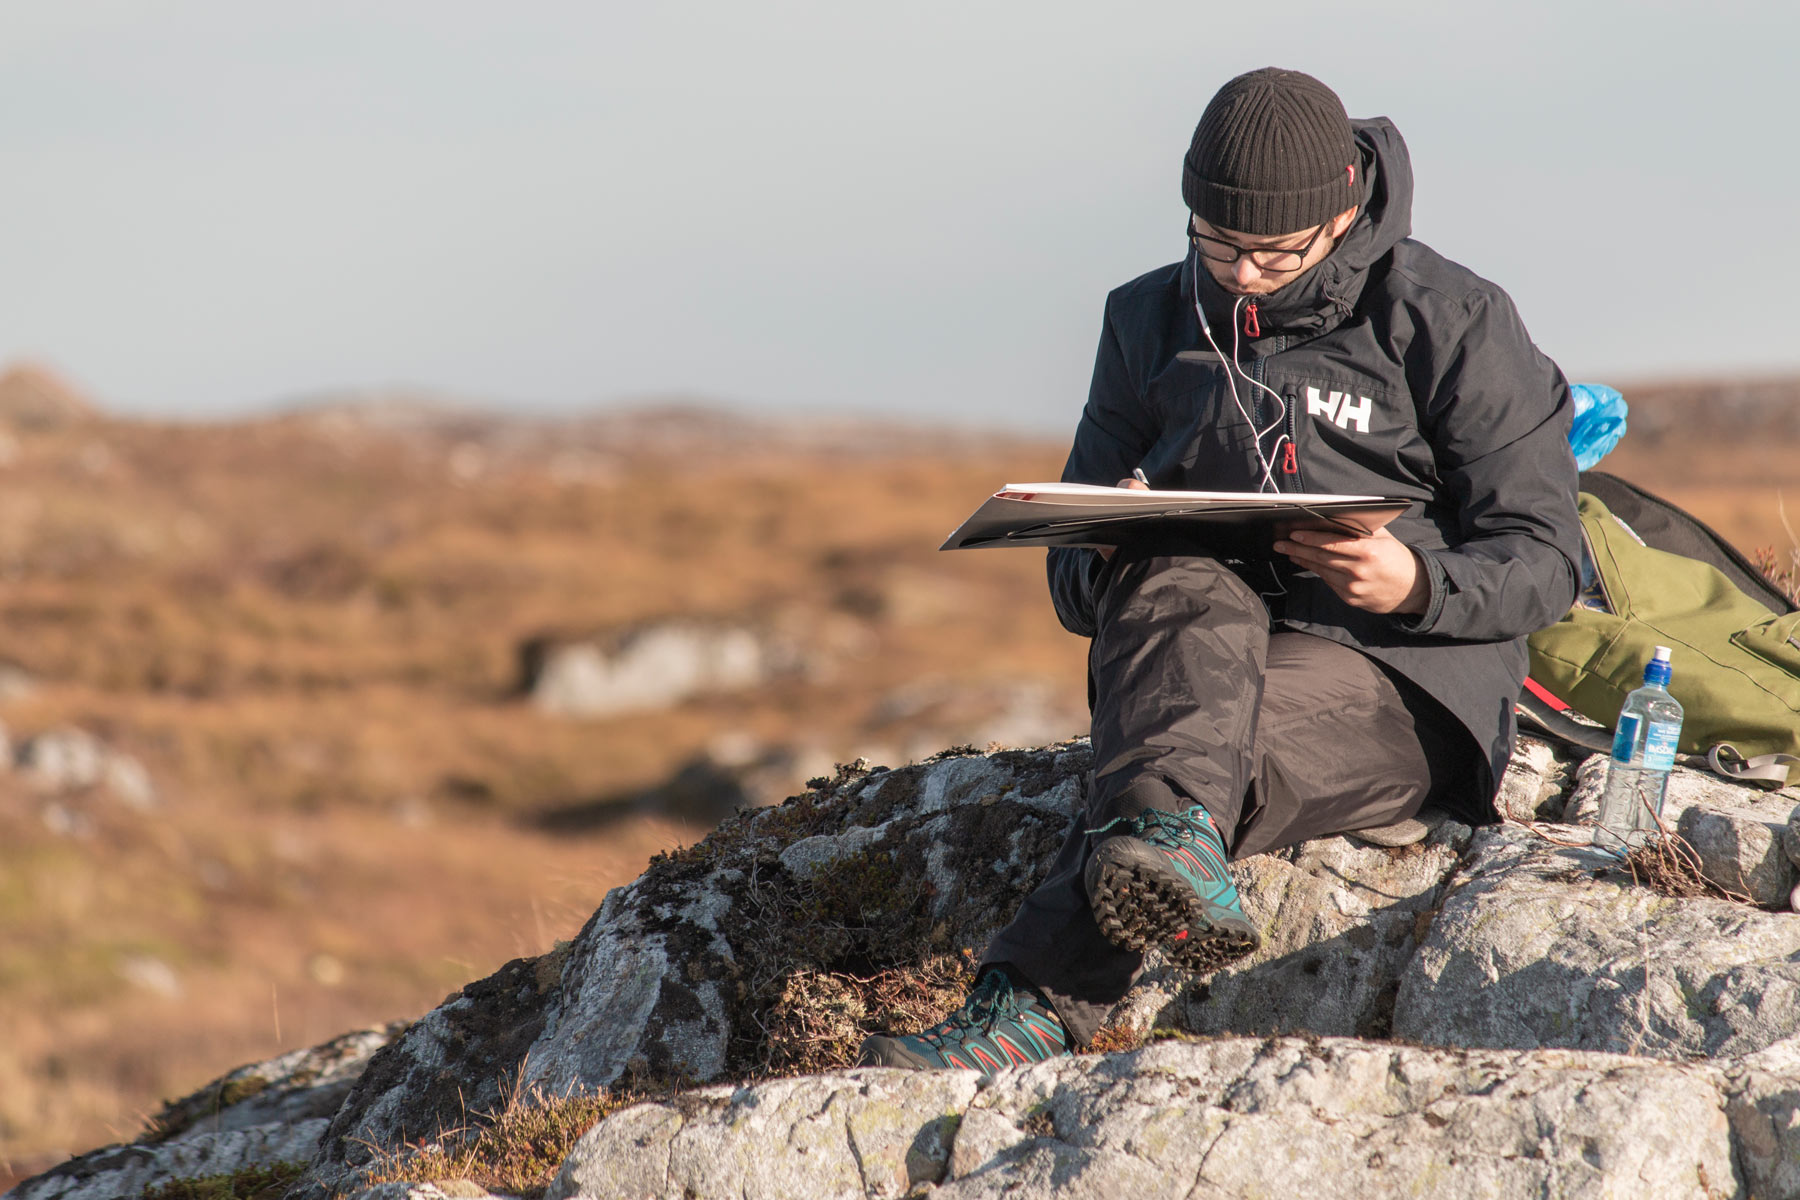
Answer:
[
  {"left": 1398, "top": 287, "right": 1581, "bottom": 642},
  {"left": 1047, "top": 299, "right": 1162, "bottom": 637}
]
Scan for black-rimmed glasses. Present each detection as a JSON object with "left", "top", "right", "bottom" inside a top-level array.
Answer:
[{"left": 1189, "top": 218, "right": 1331, "bottom": 274}]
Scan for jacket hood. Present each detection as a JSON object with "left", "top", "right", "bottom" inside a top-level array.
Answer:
[{"left": 1187, "top": 116, "right": 1415, "bottom": 344}]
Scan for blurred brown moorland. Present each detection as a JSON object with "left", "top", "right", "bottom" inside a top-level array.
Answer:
[{"left": 1, "top": 362, "right": 1795, "bottom": 1186}]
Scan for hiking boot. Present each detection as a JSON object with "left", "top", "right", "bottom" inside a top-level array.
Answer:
[
  {"left": 1084, "top": 803, "right": 1260, "bottom": 972},
  {"left": 856, "top": 967, "right": 1069, "bottom": 1076}
]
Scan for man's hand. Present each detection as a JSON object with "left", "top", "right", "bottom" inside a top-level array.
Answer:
[
  {"left": 1096, "top": 477, "right": 1149, "bottom": 562},
  {"left": 1272, "top": 526, "right": 1430, "bottom": 615}
]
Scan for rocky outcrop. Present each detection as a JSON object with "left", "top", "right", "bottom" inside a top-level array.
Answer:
[
  {"left": 7, "top": 1027, "right": 400, "bottom": 1200},
  {"left": 1395, "top": 824, "right": 1800, "bottom": 1056},
  {"left": 309, "top": 747, "right": 1089, "bottom": 1195},
  {"left": 12, "top": 735, "right": 1800, "bottom": 1200},
  {"left": 549, "top": 1036, "right": 1800, "bottom": 1200}
]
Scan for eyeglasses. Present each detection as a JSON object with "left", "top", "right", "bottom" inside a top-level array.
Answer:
[{"left": 1189, "top": 218, "right": 1331, "bottom": 274}]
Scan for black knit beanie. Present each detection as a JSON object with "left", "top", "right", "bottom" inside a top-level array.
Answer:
[{"left": 1182, "top": 68, "right": 1359, "bottom": 236}]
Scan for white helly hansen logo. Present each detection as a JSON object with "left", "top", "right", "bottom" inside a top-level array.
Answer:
[{"left": 1306, "top": 386, "right": 1373, "bottom": 434}]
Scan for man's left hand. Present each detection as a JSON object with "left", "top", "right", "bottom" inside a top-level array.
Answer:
[{"left": 1272, "top": 527, "right": 1430, "bottom": 615}]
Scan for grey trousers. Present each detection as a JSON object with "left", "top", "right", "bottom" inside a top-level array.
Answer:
[{"left": 982, "top": 547, "right": 1469, "bottom": 1044}]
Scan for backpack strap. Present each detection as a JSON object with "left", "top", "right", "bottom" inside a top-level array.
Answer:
[
  {"left": 1520, "top": 680, "right": 1797, "bottom": 788},
  {"left": 1706, "top": 743, "right": 1799, "bottom": 787},
  {"left": 1516, "top": 686, "right": 1612, "bottom": 756}
]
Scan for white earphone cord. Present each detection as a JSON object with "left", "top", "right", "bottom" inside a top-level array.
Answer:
[
  {"left": 1190, "top": 245, "right": 1292, "bottom": 598},
  {"left": 1190, "top": 260, "right": 1290, "bottom": 493}
]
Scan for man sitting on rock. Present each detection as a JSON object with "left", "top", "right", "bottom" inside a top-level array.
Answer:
[{"left": 860, "top": 67, "right": 1581, "bottom": 1074}]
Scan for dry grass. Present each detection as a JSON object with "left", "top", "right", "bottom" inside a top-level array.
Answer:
[
  {"left": 1750, "top": 545, "right": 1800, "bottom": 607},
  {"left": 139, "top": 1162, "right": 304, "bottom": 1200},
  {"left": 757, "top": 954, "right": 979, "bottom": 1076},
  {"left": 357, "top": 1074, "right": 633, "bottom": 1200},
  {"left": 1622, "top": 832, "right": 1757, "bottom": 906}
]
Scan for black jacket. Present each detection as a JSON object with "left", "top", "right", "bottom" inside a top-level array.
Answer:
[{"left": 1048, "top": 118, "right": 1581, "bottom": 804}]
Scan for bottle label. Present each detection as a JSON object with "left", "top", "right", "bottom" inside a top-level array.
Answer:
[
  {"left": 1611, "top": 714, "right": 1640, "bottom": 764},
  {"left": 1642, "top": 722, "right": 1680, "bottom": 772}
]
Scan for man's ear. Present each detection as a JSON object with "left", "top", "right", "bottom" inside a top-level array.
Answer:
[{"left": 1331, "top": 206, "right": 1359, "bottom": 238}]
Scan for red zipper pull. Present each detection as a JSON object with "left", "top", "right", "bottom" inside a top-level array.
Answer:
[
  {"left": 1244, "top": 301, "right": 1261, "bottom": 338},
  {"left": 1282, "top": 442, "right": 1297, "bottom": 474}
]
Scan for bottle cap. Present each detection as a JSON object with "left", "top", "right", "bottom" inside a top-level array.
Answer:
[{"left": 1645, "top": 646, "right": 1672, "bottom": 686}]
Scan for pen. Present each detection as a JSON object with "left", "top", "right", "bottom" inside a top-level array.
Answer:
[{"left": 1131, "top": 468, "right": 1150, "bottom": 486}]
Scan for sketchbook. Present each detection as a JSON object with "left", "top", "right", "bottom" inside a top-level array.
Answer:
[{"left": 939, "top": 482, "right": 1408, "bottom": 553}]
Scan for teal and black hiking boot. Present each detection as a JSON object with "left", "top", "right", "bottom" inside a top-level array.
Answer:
[
  {"left": 856, "top": 967, "right": 1070, "bottom": 1076},
  {"left": 1084, "top": 802, "right": 1260, "bottom": 972}
]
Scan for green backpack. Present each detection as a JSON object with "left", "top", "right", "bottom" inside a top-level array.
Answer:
[{"left": 1527, "top": 489, "right": 1800, "bottom": 781}]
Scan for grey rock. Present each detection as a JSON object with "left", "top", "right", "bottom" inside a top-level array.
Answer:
[
  {"left": 552, "top": 1038, "right": 1746, "bottom": 1200},
  {"left": 778, "top": 823, "right": 890, "bottom": 880},
  {"left": 547, "top": 1071, "right": 978, "bottom": 1200},
  {"left": 1342, "top": 805, "right": 1447, "bottom": 847},
  {"left": 312, "top": 954, "right": 570, "bottom": 1194},
  {"left": 1394, "top": 824, "right": 1800, "bottom": 1056},
  {"left": 16, "top": 727, "right": 107, "bottom": 793},
  {"left": 1677, "top": 797, "right": 1799, "bottom": 907},
  {"left": 5, "top": 1120, "right": 328, "bottom": 1200},
  {"left": 1723, "top": 1035, "right": 1800, "bottom": 1200},
  {"left": 148, "top": 1025, "right": 404, "bottom": 1141},
  {"left": 527, "top": 623, "right": 800, "bottom": 718},
  {"left": 8, "top": 725, "right": 155, "bottom": 807},
  {"left": 6, "top": 1026, "right": 404, "bottom": 1200},
  {"left": 1493, "top": 733, "right": 1575, "bottom": 822},
  {"left": 1783, "top": 805, "right": 1800, "bottom": 870}
]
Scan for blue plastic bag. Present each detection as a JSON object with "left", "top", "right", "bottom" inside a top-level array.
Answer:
[{"left": 1568, "top": 383, "right": 1627, "bottom": 470}]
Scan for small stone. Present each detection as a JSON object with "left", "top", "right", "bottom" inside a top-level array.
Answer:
[
  {"left": 777, "top": 824, "right": 887, "bottom": 880},
  {"left": 117, "top": 954, "right": 182, "bottom": 999},
  {"left": 17, "top": 726, "right": 108, "bottom": 792},
  {"left": 1677, "top": 803, "right": 1799, "bottom": 907},
  {"left": 527, "top": 624, "right": 788, "bottom": 718}
]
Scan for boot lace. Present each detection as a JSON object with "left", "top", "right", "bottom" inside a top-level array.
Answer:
[
  {"left": 1086, "top": 806, "right": 1211, "bottom": 845},
  {"left": 916, "top": 972, "right": 1021, "bottom": 1048}
]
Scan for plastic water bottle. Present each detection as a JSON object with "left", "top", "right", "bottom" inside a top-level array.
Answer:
[{"left": 1594, "top": 646, "right": 1684, "bottom": 852}]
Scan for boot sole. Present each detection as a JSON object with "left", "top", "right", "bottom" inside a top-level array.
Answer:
[{"left": 1085, "top": 837, "right": 1260, "bottom": 972}]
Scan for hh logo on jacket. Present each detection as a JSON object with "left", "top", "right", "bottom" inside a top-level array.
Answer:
[{"left": 1305, "top": 386, "right": 1372, "bottom": 434}]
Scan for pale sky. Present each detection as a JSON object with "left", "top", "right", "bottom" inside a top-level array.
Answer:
[{"left": 2, "top": 1, "right": 1794, "bottom": 430}]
